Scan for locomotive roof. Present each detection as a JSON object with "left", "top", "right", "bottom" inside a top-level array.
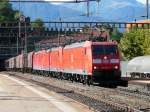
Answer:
[
  {"left": 92, "top": 41, "right": 118, "bottom": 45},
  {"left": 64, "top": 41, "right": 86, "bottom": 49},
  {"left": 64, "top": 41, "right": 118, "bottom": 49},
  {"left": 35, "top": 41, "right": 118, "bottom": 53},
  {"left": 48, "top": 46, "right": 62, "bottom": 52}
]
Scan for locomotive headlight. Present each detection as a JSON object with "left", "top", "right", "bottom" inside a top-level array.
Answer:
[
  {"left": 114, "top": 65, "right": 118, "bottom": 69},
  {"left": 104, "top": 56, "right": 107, "bottom": 60},
  {"left": 94, "top": 66, "right": 97, "bottom": 69}
]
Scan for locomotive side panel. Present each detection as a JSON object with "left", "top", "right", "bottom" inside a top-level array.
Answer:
[
  {"left": 40, "top": 51, "right": 44, "bottom": 71},
  {"left": 42, "top": 50, "right": 50, "bottom": 71},
  {"left": 50, "top": 49, "right": 59, "bottom": 72},
  {"left": 83, "top": 45, "right": 93, "bottom": 76},
  {"left": 33, "top": 52, "right": 41, "bottom": 70},
  {"left": 62, "top": 47, "right": 88, "bottom": 75},
  {"left": 58, "top": 48, "right": 63, "bottom": 72},
  {"left": 62, "top": 48, "right": 71, "bottom": 73},
  {"left": 38, "top": 52, "right": 43, "bottom": 70}
]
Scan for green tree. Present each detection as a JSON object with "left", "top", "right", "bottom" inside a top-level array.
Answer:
[
  {"left": 142, "top": 31, "right": 150, "bottom": 55},
  {"left": 111, "top": 28, "right": 123, "bottom": 41},
  {"left": 0, "top": 0, "right": 18, "bottom": 22},
  {"left": 30, "top": 18, "right": 45, "bottom": 40},
  {"left": 119, "top": 29, "right": 150, "bottom": 60},
  {"left": 31, "top": 18, "right": 44, "bottom": 28},
  {"left": 14, "top": 11, "right": 23, "bottom": 20}
]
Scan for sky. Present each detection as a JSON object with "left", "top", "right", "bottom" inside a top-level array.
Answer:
[
  {"left": 137, "top": 0, "right": 146, "bottom": 4},
  {"left": 44, "top": 0, "right": 146, "bottom": 4}
]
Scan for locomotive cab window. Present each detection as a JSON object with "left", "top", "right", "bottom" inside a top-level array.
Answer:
[{"left": 92, "top": 45, "right": 118, "bottom": 55}]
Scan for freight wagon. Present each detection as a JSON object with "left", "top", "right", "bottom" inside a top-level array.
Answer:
[{"left": 126, "top": 56, "right": 150, "bottom": 79}]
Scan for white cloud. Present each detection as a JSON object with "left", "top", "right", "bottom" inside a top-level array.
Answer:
[
  {"left": 108, "top": 1, "right": 132, "bottom": 9},
  {"left": 136, "top": 0, "right": 146, "bottom": 4}
]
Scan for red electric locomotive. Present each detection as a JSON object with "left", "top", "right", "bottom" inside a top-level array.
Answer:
[
  {"left": 59, "top": 41, "right": 122, "bottom": 86},
  {"left": 90, "top": 41, "right": 121, "bottom": 84},
  {"left": 31, "top": 41, "right": 126, "bottom": 86}
]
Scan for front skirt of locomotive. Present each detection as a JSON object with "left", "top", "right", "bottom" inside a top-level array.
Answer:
[{"left": 92, "top": 70, "right": 128, "bottom": 87}]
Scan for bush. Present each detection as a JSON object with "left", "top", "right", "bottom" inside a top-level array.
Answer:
[{"left": 119, "top": 29, "right": 150, "bottom": 60}]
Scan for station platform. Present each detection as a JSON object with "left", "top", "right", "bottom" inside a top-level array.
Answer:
[
  {"left": 129, "top": 80, "right": 150, "bottom": 84},
  {"left": 128, "top": 80, "right": 150, "bottom": 91},
  {"left": 0, "top": 73, "right": 93, "bottom": 112}
]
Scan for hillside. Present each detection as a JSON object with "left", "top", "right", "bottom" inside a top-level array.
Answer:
[
  {"left": 61, "top": 0, "right": 145, "bottom": 21},
  {"left": 11, "top": 0, "right": 146, "bottom": 22},
  {"left": 11, "top": 2, "right": 106, "bottom": 22}
]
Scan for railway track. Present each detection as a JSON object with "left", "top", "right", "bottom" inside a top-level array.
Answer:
[
  {"left": 117, "top": 87, "right": 150, "bottom": 102},
  {"left": 4, "top": 71, "right": 150, "bottom": 112}
]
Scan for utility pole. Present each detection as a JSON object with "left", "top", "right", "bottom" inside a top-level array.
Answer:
[
  {"left": 17, "top": 0, "right": 21, "bottom": 55},
  {"left": 17, "top": 22, "right": 20, "bottom": 55},
  {"left": 97, "top": 0, "right": 101, "bottom": 16},
  {"left": 58, "top": 18, "right": 61, "bottom": 46},
  {"left": 146, "top": 0, "right": 149, "bottom": 20},
  {"left": 25, "top": 21, "right": 27, "bottom": 54},
  {"left": 20, "top": 15, "right": 26, "bottom": 53},
  {"left": 87, "top": 0, "right": 89, "bottom": 17}
]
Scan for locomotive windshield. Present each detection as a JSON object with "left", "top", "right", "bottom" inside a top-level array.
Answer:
[{"left": 92, "top": 45, "right": 118, "bottom": 55}]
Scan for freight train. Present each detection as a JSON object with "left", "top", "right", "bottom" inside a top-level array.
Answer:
[
  {"left": 126, "top": 56, "right": 150, "bottom": 79},
  {"left": 5, "top": 41, "right": 128, "bottom": 87}
]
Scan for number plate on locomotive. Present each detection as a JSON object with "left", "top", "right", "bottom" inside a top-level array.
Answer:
[{"left": 103, "top": 60, "right": 109, "bottom": 63}]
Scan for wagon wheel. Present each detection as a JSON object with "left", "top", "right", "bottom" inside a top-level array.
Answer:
[
  {"left": 87, "top": 76, "right": 93, "bottom": 86},
  {"left": 80, "top": 75, "right": 84, "bottom": 83},
  {"left": 82, "top": 76, "right": 87, "bottom": 85},
  {"left": 70, "top": 74, "right": 74, "bottom": 83}
]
